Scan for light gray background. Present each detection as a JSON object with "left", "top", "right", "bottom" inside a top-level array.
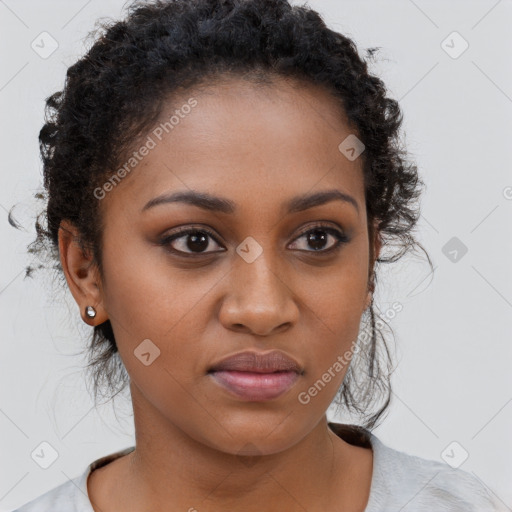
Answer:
[{"left": 1, "top": 0, "right": 511, "bottom": 509}]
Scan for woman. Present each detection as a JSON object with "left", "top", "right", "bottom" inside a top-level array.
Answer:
[{"left": 14, "top": 0, "right": 503, "bottom": 510}]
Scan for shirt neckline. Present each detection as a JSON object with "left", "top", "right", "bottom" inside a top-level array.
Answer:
[{"left": 76, "top": 422, "right": 382, "bottom": 511}]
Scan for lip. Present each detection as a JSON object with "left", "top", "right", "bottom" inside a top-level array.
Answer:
[
  {"left": 207, "top": 350, "right": 303, "bottom": 402},
  {"left": 208, "top": 350, "right": 303, "bottom": 374}
]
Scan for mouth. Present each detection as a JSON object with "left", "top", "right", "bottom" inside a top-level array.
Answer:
[
  {"left": 207, "top": 350, "right": 303, "bottom": 402},
  {"left": 208, "top": 369, "right": 300, "bottom": 401}
]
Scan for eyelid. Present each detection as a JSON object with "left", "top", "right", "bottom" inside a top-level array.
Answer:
[{"left": 292, "top": 221, "right": 345, "bottom": 239}]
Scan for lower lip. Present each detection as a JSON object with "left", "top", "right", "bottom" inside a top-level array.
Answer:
[{"left": 209, "top": 370, "right": 300, "bottom": 401}]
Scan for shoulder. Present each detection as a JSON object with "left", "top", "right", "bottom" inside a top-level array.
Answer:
[
  {"left": 12, "top": 446, "right": 135, "bottom": 512},
  {"left": 366, "top": 434, "right": 506, "bottom": 512},
  {"left": 11, "top": 472, "right": 90, "bottom": 511}
]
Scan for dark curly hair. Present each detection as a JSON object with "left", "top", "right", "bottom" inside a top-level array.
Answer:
[{"left": 24, "top": 0, "right": 432, "bottom": 430}]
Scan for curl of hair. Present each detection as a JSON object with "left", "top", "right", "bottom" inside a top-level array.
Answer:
[{"left": 27, "top": 0, "right": 432, "bottom": 429}]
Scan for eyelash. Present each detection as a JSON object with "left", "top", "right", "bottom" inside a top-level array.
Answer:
[{"left": 158, "top": 223, "right": 350, "bottom": 258}]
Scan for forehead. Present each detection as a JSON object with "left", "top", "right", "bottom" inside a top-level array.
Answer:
[{"left": 101, "top": 76, "right": 365, "bottom": 217}]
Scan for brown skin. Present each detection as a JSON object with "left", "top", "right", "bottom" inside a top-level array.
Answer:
[{"left": 59, "top": 76, "right": 381, "bottom": 512}]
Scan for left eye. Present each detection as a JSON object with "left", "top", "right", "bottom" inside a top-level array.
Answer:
[
  {"left": 289, "top": 226, "right": 349, "bottom": 253},
  {"left": 160, "top": 224, "right": 349, "bottom": 257}
]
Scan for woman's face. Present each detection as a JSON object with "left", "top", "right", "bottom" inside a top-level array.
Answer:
[{"left": 95, "top": 77, "right": 377, "bottom": 455}]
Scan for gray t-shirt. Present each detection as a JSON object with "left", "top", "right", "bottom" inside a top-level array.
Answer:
[{"left": 12, "top": 423, "right": 506, "bottom": 511}]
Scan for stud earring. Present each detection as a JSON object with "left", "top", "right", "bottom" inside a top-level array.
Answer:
[{"left": 85, "top": 306, "right": 97, "bottom": 318}]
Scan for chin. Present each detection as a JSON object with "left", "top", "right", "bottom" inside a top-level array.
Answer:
[{"left": 188, "top": 410, "right": 315, "bottom": 457}]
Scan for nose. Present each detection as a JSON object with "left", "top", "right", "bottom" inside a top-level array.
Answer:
[{"left": 218, "top": 252, "right": 299, "bottom": 337}]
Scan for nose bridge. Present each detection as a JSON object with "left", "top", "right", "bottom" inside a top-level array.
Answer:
[
  {"left": 237, "top": 247, "right": 283, "bottom": 299},
  {"left": 220, "top": 241, "right": 298, "bottom": 335}
]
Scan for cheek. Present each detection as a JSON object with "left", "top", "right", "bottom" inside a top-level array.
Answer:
[
  {"left": 295, "top": 254, "right": 369, "bottom": 403},
  {"left": 302, "top": 252, "right": 368, "bottom": 338},
  {"left": 100, "top": 231, "right": 214, "bottom": 336},
  {"left": 98, "top": 235, "right": 231, "bottom": 392}
]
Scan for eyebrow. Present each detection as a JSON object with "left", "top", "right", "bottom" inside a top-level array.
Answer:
[{"left": 141, "top": 189, "right": 359, "bottom": 215}]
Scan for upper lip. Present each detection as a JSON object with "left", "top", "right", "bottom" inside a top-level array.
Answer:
[{"left": 208, "top": 350, "right": 303, "bottom": 374}]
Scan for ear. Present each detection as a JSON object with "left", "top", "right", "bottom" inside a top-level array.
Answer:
[
  {"left": 364, "top": 219, "right": 382, "bottom": 311},
  {"left": 58, "top": 219, "right": 108, "bottom": 326}
]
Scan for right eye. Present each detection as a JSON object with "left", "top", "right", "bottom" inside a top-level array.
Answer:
[{"left": 159, "top": 226, "right": 226, "bottom": 257}]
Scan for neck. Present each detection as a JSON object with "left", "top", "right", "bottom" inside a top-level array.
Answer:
[{"left": 116, "top": 384, "right": 367, "bottom": 511}]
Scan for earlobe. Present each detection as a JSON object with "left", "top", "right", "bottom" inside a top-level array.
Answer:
[{"left": 58, "top": 219, "right": 108, "bottom": 325}]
